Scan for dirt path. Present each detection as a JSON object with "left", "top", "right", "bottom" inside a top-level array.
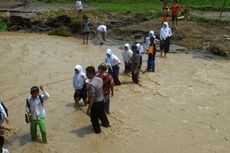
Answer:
[{"left": 0, "top": 32, "right": 230, "bottom": 153}]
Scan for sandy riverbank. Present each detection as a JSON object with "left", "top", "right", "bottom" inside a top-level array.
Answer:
[{"left": 0, "top": 32, "right": 230, "bottom": 153}]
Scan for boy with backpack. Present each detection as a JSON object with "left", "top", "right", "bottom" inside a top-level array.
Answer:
[{"left": 25, "top": 86, "right": 50, "bottom": 143}]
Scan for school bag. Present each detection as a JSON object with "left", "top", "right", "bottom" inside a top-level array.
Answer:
[
  {"left": 0, "top": 101, "right": 8, "bottom": 121},
  {"left": 26, "top": 95, "right": 43, "bottom": 110}
]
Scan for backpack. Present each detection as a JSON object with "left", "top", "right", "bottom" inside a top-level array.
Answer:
[
  {"left": 0, "top": 102, "right": 8, "bottom": 121},
  {"left": 26, "top": 95, "right": 43, "bottom": 111}
]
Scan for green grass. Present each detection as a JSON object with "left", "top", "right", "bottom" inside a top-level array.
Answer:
[
  {"left": 33, "top": 0, "right": 74, "bottom": 3},
  {"left": 90, "top": 2, "right": 162, "bottom": 15},
  {"left": 179, "top": 0, "right": 230, "bottom": 7},
  {"left": 33, "top": 0, "right": 230, "bottom": 7}
]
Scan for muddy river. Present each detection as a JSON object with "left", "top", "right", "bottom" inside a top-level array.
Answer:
[{"left": 0, "top": 32, "right": 229, "bottom": 153}]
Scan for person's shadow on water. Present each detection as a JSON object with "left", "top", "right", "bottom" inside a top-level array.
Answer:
[{"left": 71, "top": 124, "right": 94, "bottom": 138}]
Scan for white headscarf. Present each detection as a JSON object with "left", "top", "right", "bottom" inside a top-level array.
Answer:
[
  {"left": 122, "top": 43, "right": 133, "bottom": 63},
  {"left": 146, "top": 31, "right": 156, "bottom": 49},
  {"left": 105, "top": 49, "right": 121, "bottom": 70},
  {"left": 73, "top": 65, "right": 86, "bottom": 90},
  {"left": 160, "top": 22, "right": 172, "bottom": 40}
]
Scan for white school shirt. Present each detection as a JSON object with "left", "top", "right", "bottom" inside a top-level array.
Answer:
[
  {"left": 97, "top": 25, "right": 107, "bottom": 33},
  {"left": 2, "top": 148, "right": 9, "bottom": 153},
  {"left": 136, "top": 43, "right": 145, "bottom": 54},
  {"left": 25, "top": 90, "right": 50, "bottom": 120},
  {"left": 75, "top": 0, "right": 83, "bottom": 10},
  {"left": 122, "top": 49, "right": 133, "bottom": 63},
  {"left": 0, "top": 104, "right": 7, "bottom": 125}
]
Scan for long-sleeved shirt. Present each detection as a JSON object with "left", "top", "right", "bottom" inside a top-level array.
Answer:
[
  {"left": 25, "top": 90, "right": 50, "bottom": 120},
  {"left": 160, "top": 23, "right": 172, "bottom": 40},
  {"left": 122, "top": 49, "right": 133, "bottom": 63},
  {"left": 2, "top": 148, "right": 9, "bottom": 153}
]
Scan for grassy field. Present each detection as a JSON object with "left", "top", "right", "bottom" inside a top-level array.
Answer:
[
  {"left": 34, "top": 0, "right": 230, "bottom": 7},
  {"left": 33, "top": 0, "right": 230, "bottom": 14}
]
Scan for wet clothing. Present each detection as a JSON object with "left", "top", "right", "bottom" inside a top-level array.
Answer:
[
  {"left": 73, "top": 65, "right": 87, "bottom": 100},
  {"left": 131, "top": 52, "right": 141, "bottom": 84},
  {"left": 122, "top": 44, "right": 133, "bottom": 73},
  {"left": 136, "top": 43, "right": 144, "bottom": 66},
  {"left": 25, "top": 90, "right": 49, "bottom": 143},
  {"left": 90, "top": 102, "right": 110, "bottom": 133},
  {"left": 105, "top": 49, "right": 121, "bottom": 85},
  {"left": 87, "top": 76, "right": 110, "bottom": 133},
  {"left": 97, "top": 72, "right": 114, "bottom": 113},
  {"left": 25, "top": 91, "right": 49, "bottom": 120},
  {"left": 160, "top": 22, "right": 172, "bottom": 53},
  {"left": 147, "top": 45, "right": 156, "bottom": 71},
  {"left": 30, "top": 117, "right": 46, "bottom": 143},
  {"left": 73, "top": 83, "right": 87, "bottom": 100}
]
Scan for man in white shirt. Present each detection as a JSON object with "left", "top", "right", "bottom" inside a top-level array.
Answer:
[
  {"left": 25, "top": 86, "right": 50, "bottom": 143},
  {"left": 97, "top": 25, "right": 107, "bottom": 45}
]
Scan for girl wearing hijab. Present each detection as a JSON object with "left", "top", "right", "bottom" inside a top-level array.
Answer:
[
  {"left": 122, "top": 43, "right": 133, "bottom": 74},
  {"left": 73, "top": 65, "right": 87, "bottom": 106},
  {"left": 105, "top": 49, "right": 121, "bottom": 86},
  {"left": 136, "top": 43, "right": 144, "bottom": 70},
  {"left": 160, "top": 22, "right": 172, "bottom": 57},
  {"left": 146, "top": 31, "right": 156, "bottom": 49}
]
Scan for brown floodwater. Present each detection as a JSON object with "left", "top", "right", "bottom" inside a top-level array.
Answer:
[{"left": 0, "top": 32, "right": 230, "bottom": 153}]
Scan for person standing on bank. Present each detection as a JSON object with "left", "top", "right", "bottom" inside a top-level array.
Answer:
[
  {"left": 97, "top": 25, "right": 107, "bottom": 45},
  {"left": 73, "top": 65, "right": 88, "bottom": 107},
  {"left": 25, "top": 86, "right": 50, "bottom": 143},
  {"left": 82, "top": 15, "right": 90, "bottom": 44},
  {"left": 105, "top": 49, "right": 121, "bottom": 86},
  {"left": 122, "top": 43, "right": 133, "bottom": 74},
  {"left": 171, "top": 0, "right": 181, "bottom": 29},
  {"left": 160, "top": 22, "right": 172, "bottom": 57},
  {"left": 86, "top": 66, "right": 110, "bottom": 134},
  {"left": 75, "top": 0, "right": 83, "bottom": 18}
]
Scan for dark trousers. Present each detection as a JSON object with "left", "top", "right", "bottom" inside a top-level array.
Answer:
[
  {"left": 160, "top": 37, "right": 170, "bottom": 53},
  {"left": 124, "top": 62, "right": 131, "bottom": 73},
  {"left": 131, "top": 70, "right": 139, "bottom": 84},
  {"left": 108, "top": 65, "right": 121, "bottom": 85},
  {"left": 90, "top": 102, "right": 110, "bottom": 134}
]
